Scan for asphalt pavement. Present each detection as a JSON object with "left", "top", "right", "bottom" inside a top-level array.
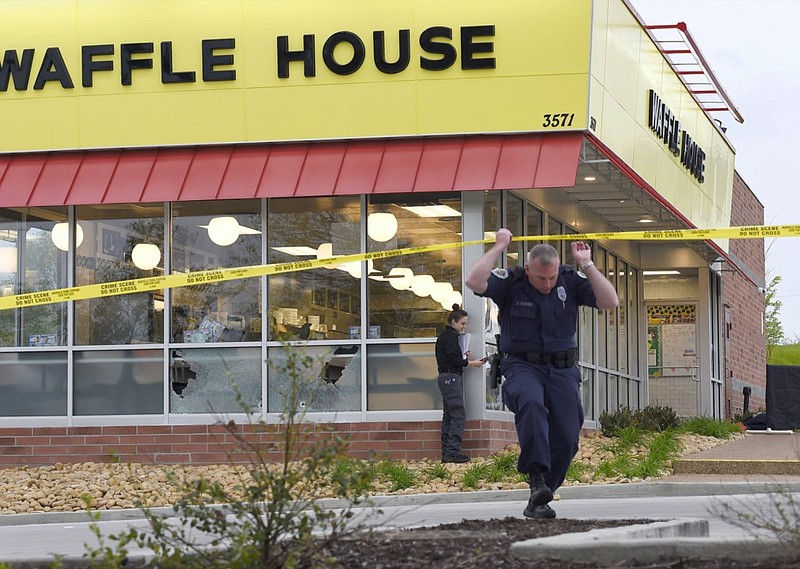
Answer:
[{"left": 1, "top": 431, "right": 799, "bottom": 567}]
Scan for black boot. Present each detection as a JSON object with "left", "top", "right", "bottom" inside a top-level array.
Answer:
[{"left": 523, "top": 469, "right": 553, "bottom": 518}]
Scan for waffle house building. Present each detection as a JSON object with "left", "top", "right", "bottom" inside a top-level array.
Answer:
[{"left": 0, "top": 0, "right": 765, "bottom": 466}]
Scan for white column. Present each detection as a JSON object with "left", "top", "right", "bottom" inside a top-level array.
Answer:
[{"left": 462, "top": 191, "right": 488, "bottom": 420}]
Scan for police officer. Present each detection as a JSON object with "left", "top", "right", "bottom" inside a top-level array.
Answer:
[
  {"left": 466, "top": 229, "right": 618, "bottom": 519},
  {"left": 435, "top": 304, "right": 485, "bottom": 463}
]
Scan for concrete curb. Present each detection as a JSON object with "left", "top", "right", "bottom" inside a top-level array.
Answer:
[
  {"left": 673, "top": 459, "right": 800, "bottom": 475},
  {"left": 3, "top": 479, "right": 800, "bottom": 527},
  {"left": 511, "top": 519, "right": 796, "bottom": 565}
]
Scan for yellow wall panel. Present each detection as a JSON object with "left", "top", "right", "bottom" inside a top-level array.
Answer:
[
  {"left": 79, "top": 91, "right": 247, "bottom": 148},
  {"left": 0, "top": 0, "right": 592, "bottom": 152},
  {"left": 589, "top": 0, "right": 735, "bottom": 240},
  {"left": 4, "top": 98, "right": 80, "bottom": 150}
]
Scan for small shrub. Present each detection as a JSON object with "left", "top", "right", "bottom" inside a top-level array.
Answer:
[
  {"left": 83, "top": 344, "right": 373, "bottom": 569},
  {"left": 330, "top": 457, "right": 377, "bottom": 496},
  {"left": 461, "top": 463, "right": 489, "bottom": 490},
  {"left": 599, "top": 406, "right": 637, "bottom": 436},
  {"left": 486, "top": 450, "right": 519, "bottom": 482},
  {"left": 378, "top": 461, "right": 417, "bottom": 492},
  {"left": 600, "top": 405, "right": 681, "bottom": 436},
  {"left": 680, "top": 416, "right": 744, "bottom": 438},
  {"left": 636, "top": 404, "right": 680, "bottom": 432},
  {"left": 423, "top": 462, "right": 451, "bottom": 481},
  {"left": 565, "top": 460, "right": 593, "bottom": 483}
]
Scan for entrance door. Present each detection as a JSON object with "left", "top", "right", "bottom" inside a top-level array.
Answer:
[{"left": 646, "top": 304, "right": 698, "bottom": 416}]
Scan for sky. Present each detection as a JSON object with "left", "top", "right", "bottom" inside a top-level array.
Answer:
[{"left": 631, "top": 0, "right": 800, "bottom": 340}]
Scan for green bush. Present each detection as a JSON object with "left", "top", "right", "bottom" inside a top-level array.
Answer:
[
  {"left": 680, "top": 416, "right": 744, "bottom": 438},
  {"left": 636, "top": 404, "right": 680, "bottom": 432},
  {"left": 461, "top": 463, "right": 489, "bottom": 490},
  {"left": 598, "top": 406, "right": 637, "bottom": 437},
  {"left": 599, "top": 405, "right": 681, "bottom": 436},
  {"left": 378, "top": 461, "right": 417, "bottom": 491}
]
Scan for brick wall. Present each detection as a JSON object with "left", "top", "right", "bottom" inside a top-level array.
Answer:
[
  {"left": 722, "top": 171, "right": 767, "bottom": 417},
  {"left": 0, "top": 419, "right": 519, "bottom": 468}
]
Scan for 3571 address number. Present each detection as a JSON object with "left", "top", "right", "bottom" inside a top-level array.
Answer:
[{"left": 542, "top": 113, "right": 575, "bottom": 128}]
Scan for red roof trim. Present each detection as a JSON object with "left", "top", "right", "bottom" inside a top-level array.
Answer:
[{"left": 0, "top": 134, "right": 583, "bottom": 208}]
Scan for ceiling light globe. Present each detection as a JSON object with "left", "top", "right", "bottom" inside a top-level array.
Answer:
[
  {"left": 441, "top": 290, "right": 463, "bottom": 310},
  {"left": 131, "top": 243, "right": 161, "bottom": 270},
  {"left": 430, "top": 282, "right": 454, "bottom": 303},
  {"left": 411, "top": 274, "right": 435, "bottom": 297},
  {"left": 388, "top": 267, "right": 414, "bottom": 290},
  {"left": 51, "top": 222, "right": 84, "bottom": 251},
  {"left": 367, "top": 212, "right": 398, "bottom": 242},
  {"left": 207, "top": 216, "right": 240, "bottom": 246}
]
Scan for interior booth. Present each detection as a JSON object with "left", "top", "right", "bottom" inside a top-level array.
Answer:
[{"left": 0, "top": 0, "right": 745, "bottom": 463}]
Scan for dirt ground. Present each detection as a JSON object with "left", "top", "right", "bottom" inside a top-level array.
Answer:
[
  {"left": 18, "top": 516, "right": 799, "bottom": 568},
  {"left": 308, "top": 517, "right": 800, "bottom": 569}
]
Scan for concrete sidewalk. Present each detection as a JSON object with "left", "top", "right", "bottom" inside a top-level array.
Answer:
[{"left": 672, "top": 431, "right": 800, "bottom": 475}]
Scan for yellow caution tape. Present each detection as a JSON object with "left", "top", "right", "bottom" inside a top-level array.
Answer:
[{"left": 1, "top": 224, "right": 796, "bottom": 311}]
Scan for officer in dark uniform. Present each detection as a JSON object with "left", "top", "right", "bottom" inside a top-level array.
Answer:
[
  {"left": 435, "top": 304, "right": 485, "bottom": 463},
  {"left": 466, "top": 228, "right": 618, "bottom": 519}
]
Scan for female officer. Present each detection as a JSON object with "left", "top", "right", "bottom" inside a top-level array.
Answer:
[{"left": 435, "top": 304, "right": 485, "bottom": 463}]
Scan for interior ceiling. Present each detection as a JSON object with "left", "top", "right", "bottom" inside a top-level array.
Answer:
[{"left": 562, "top": 140, "right": 720, "bottom": 263}]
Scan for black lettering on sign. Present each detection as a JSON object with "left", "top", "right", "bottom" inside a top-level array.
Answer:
[
  {"left": 277, "top": 34, "right": 315, "bottom": 78},
  {"left": 648, "top": 89, "right": 706, "bottom": 183},
  {"left": 0, "top": 49, "right": 35, "bottom": 91},
  {"left": 82, "top": 44, "right": 114, "bottom": 87},
  {"left": 419, "top": 26, "right": 456, "bottom": 71},
  {"left": 278, "top": 25, "right": 494, "bottom": 77},
  {"left": 161, "top": 41, "right": 196, "bottom": 83},
  {"left": 121, "top": 43, "right": 154, "bottom": 86},
  {"left": 202, "top": 38, "right": 236, "bottom": 82},
  {"left": 461, "top": 25, "right": 495, "bottom": 70},
  {"left": 34, "top": 47, "right": 74, "bottom": 90},
  {"left": 373, "top": 30, "right": 410, "bottom": 74}
]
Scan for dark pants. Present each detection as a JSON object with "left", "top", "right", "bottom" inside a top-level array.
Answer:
[
  {"left": 500, "top": 356, "right": 583, "bottom": 492},
  {"left": 437, "top": 372, "right": 465, "bottom": 457}
]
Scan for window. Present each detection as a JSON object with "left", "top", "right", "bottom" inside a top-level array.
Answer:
[
  {"left": 75, "top": 204, "right": 165, "bottom": 345},
  {"left": 172, "top": 201, "right": 261, "bottom": 345},
  {"left": 0, "top": 352, "right": 67, "bottom": 416},
  {"left": 0, "top": 207, "right": 69, "bottom": 348},
  {"left": 366, "top": 343, "right": 438, "bottom": 410},
  {"left": 268, "top": 196, "right": 359, "bottom": 341},
  {"left": 170, "top": 346, "right": 262, "bottom": 414},
  {"left": 368, "top": 194, "right": 462, "bottom": 339},
  {"left": 74, "top": 349, "right": 162, "bottom": 415},
  {"left": 267, "top": 344, "right": 361, "bottom": 412}
]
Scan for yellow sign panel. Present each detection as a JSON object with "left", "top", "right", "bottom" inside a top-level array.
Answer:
[
  {"left": 588, "top": 0, "right": 735, "bottom": 233},
  {"left": 0, "top": 0, "right": 592, "bottom": 152}
]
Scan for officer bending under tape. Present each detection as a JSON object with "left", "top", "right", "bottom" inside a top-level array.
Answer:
[{"left": 466, "top": 229, "right": 618, "bottom": 519}]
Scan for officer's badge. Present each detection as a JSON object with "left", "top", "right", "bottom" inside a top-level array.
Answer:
[
  {"left": 557, "top": 286, "right": 567, "bottom": 302},
  {"left": 491, "top": 268, "right": 509, "bottom": 279}
]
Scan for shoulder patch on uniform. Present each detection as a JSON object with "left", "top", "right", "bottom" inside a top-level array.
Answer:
[{"left": 491, "top": 268, "right": 509, "bottom": 279}]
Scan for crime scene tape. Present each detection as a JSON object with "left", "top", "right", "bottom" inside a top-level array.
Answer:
[{"left": 1, "top": 224, "right": 798, "bottom": 311}]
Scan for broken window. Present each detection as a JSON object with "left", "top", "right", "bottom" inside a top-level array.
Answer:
[
  {"left": 266, "top": 345, "right": 361, "bottom": 413},
  {"left": 169, "top": 346, "right": 262, "bottom": 414}
]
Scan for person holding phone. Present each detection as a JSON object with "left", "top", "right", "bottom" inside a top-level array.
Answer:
[{"left": 435, "top": 304, "right": 486, "bottom": 463}]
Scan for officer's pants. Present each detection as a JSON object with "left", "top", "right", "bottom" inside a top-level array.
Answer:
[
  {"left": 500, "top": 356, "right": 583, "bottom": 492},
  {"left": 437, "top": 372, "right": 466, "bottom": 457}
]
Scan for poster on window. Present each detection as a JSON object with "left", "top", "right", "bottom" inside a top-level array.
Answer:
[
  {"left": 647, "top": 305, "right": 696, "bottom": 378},
  {"left": 660, "top": 323, "right": 696, "bottom": 377}
]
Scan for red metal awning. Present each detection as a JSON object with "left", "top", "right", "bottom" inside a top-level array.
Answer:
[{"left": 0, "top": 133, "right": 583, "bottom": 208}]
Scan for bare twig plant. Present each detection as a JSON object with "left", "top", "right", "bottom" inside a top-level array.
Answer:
[{"left": 83, "top": 343, "right": 375, "bottom": 569}]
